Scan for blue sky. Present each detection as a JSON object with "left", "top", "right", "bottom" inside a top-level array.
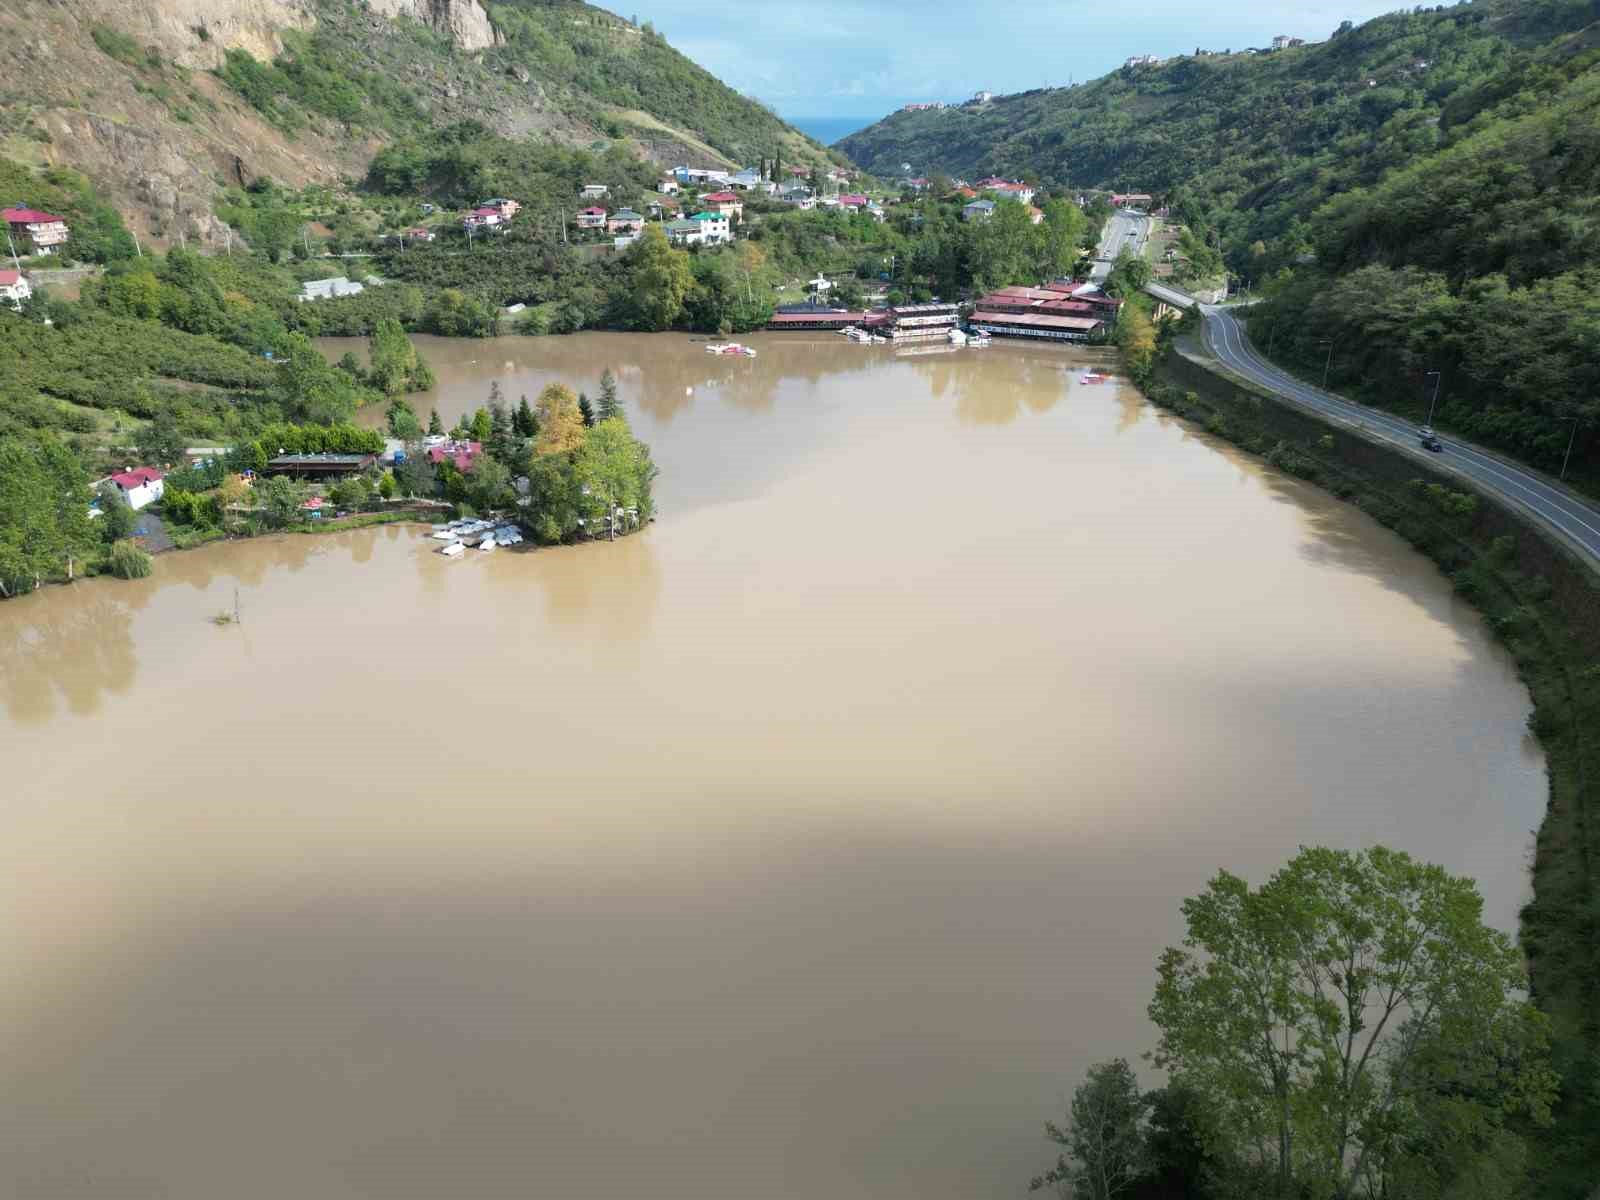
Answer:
[{"left": 624, "top": 0, "right": 1411, "bottom": 120}]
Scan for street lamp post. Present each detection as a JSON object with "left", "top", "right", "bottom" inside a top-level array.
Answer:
[
  {"left": 1424, "top": 370, "right": 1442, "bottom": 427},
  {"left": 1559, "top": 416, "right": 1579, "bottom": 482},
  {"left": 1319, "top": 339, "right": 1335, "bottom": 390}
]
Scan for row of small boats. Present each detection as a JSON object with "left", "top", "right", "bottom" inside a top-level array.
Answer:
[
  {"left": 947, "top": 329, "right": 991, "bottom": 348},
  {"left": 431, "top": 518, "right": 524, "bottom": 556},
  {"left": 705, "top": 342, "right": 757, "bottom": 357}
]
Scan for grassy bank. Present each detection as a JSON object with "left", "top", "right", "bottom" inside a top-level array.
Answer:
[{"left": 1143, "top": 343, "right": 1600, "bottom": 1198}]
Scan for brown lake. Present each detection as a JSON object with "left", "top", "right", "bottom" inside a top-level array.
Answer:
[{"left": 2, "top": 332, "right": 1545, "bottom": 1199}]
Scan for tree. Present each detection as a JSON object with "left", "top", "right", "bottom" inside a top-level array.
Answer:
[
  {"left": 533, "top": 384, "right": 587, "bottom": 457},
  {"left": 622, "top": 224, "right": 693, "bottom": 330},
  {"left": 378, "top": 470, "right": 397, "bottom": 500},
  {"left": 1149, "top": 846, "right": 1556, "bottom": 1200},
  {"left": 368, "top": 318, "right": 419, "bottom": 397},
  {"left": 488, "top": 397, "right": 516, "bottom": 465},
  {"left": 514, "top": 395, "right": 538, "bottom": 437},
  {"left": 0, "top": 433, "right": 97, "bottom": 596},
  {"left": 469, "top": 407, "right": 493, "bottom": 445},
  {"left": 136, "top": 414, "right": 187, "bottom": 467},
  {"left": 571, "top": 416, "right": 657, "bottom": 535},
  {"left": 1117, "top": 304, "right": 1158, "bottom": 379},
  {"left": 597, "top": 368, "right": 621, "bottom": 422},
  {"left": 466, "top": 455, "right": 512, "bottom": 511},
  {"left": 971, "top": 197, "right": 1040, "bottom": 292},
  {"left": 386, "top": 397, "right": 423, "bottom": 440},
  {"left": 272, "top": 333, "right": 362, "bottom": 425},
  {"left": 1032, "top": 1059, "right": 1149, "bottom": 1200},
  {"left": 1105, "top": 248, "right": 1153, "bottom": 298},
  {"left": 1037, "top": 198, "right": 1088, "bottom": 280},
  {"left": 260, "top": 475, "right": 300, "bottom": 527},
  {"left": 578, "top": 391, "right": 595, "bottom": 427},
  {"left": 96, "top": 483, "right": 137, "bottom": 543},
  {"left": 428, "top": 408, "right": 445, "bottom": 436}
]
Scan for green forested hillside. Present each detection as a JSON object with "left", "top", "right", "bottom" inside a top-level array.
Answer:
[{"left": 841, "top": 0, "right": 1600, "bottom": 488}]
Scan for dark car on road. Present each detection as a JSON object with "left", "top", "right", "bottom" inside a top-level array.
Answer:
[{"left": 1418, "top": 427, "right": 1443, "bottom": 453}]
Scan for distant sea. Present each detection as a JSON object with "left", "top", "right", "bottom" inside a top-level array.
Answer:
[{"left": 788, "top": 116, "right": 877, "bottom": 146}]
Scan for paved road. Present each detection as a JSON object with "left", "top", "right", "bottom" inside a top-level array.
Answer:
[
  {"left": 1090, "top": 211, "right": 1151, "bottom": 282},
  {"left": 1201, "top": 304, "right": 1600, "bottom": 570}
]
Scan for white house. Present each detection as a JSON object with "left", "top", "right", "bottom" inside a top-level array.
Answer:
[
  {"left": 107, "top": 467, "right": 165, "bottom": 511},
  {"left": 0, "top": 269, "right": 30, "bottom": 309},
  {"left": 962, "top": 199, "right": 996, "bottom": 223},
  {"left": 689, "top": 211, "right": 731, "bottom": 245},
  {"left": 973, "top": 90, "right": 994, "bottom": 103},
  {"left": 657, "top": 177, "right": 681, "bottom": 194},
  {"left": 729, "top": 168, "right": 764, "bottom": 190},
  {"left": 580, "top": 183, "right": 609, "bottom": 200},
  {"left": 299, "top": 276, "right": 366, "bottom": 302}
]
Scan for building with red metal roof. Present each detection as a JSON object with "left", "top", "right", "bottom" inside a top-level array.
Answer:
[{"left": 3, "top": 206, "right": 69, "bottom": 253}]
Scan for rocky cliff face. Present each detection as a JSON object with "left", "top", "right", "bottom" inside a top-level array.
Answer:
[{"left": 367, "top": 0, "right": 497, "bottom": 52}]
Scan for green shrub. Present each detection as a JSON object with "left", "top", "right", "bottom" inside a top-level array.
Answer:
[{"left": 108, "top": 538, "right": 152, "bottom": 579}]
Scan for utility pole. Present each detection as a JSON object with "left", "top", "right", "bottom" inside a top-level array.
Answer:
[
  {"left": 5, "top": 226, "right": 20, "bottom": 272},
  {"left": 1321, "top": 339, "right": 1334, "bottom": 390},
  {"left": 1560, "top": 417, "right": 1579, "bottom": 482},
  {"left": 1424, "top": 370, "right": 1442, "bottom": 427}
]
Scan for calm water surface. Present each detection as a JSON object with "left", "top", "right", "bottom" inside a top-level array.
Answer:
[{"left": 3, "top": 334, "right": 1545, "bottom": 1199}]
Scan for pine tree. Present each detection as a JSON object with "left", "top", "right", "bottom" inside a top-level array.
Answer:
[
  {"left": 428, "top": 408, "right": 444, "bottom": 436},
  {"left": 597, "top": 368, "right": 621, "bottom": 422},
  {"left": 514, "top": 395, "right": 537, "bottom": 437},
  {"left": 578, "top": 392, "right": 595, "bottom": 427}
]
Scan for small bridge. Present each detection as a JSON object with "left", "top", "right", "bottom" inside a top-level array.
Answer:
[{"left": 1143, "top": 281, "right": 1199, "bottom": 310}]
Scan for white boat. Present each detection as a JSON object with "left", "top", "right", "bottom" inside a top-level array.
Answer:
[
  {"left": 705, "top": 342, "right": 757, "bottom": 357},
  {"left": 431, "top": 531, "right": 460, "bottom": 542},
  {"left": 439, "top": 541, "right": 465, "bottom": 557},
  {"left": 948, "top": 328, "right": 968, "bottom": 345},
  {"left": 969, "top": 333, "right": 991, "bottom": 348},
  {"left": 479, "top": 538, "right": 496, "bottom": 552}
]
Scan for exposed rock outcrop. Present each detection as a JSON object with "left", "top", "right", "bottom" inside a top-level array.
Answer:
[{"left": 366, "top": 0, "right": 497, "bottom": 51}]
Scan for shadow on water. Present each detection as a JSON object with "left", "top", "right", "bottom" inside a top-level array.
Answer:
[{"left": 0, "top": 583, "right": 144, "bottom": 725}]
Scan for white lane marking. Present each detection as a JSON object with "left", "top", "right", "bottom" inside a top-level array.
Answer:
[{"left": 1207, "top": 312, "right": 1600, "bottom": 550}]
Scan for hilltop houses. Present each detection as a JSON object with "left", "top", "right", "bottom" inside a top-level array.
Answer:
[
  {"left": 575, "top": 206, "right": 608, "bottom": 230},
  {"left": 657, "top": 176, "right": 681, "bottom": 194},
  {"left": 463, "top": 207, "right": 504, "bottom": 232},
  {"left": 3, "top": 206, "right": 69, "bottom": 255},
  {"left": 962, "top": 199, "right": 996, "bottom": 223},
  {"left": 580, "top": 183, "right": 609, "bottom": 200}
]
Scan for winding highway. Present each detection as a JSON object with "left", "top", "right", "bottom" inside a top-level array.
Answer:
[{"left": 1200, "top": 304, "right": 1600, "bottom": 571}]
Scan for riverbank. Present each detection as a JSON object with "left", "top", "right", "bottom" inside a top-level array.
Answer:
[{"left": 1140, "top": 339, "right": 1600, "bottom": 1195}]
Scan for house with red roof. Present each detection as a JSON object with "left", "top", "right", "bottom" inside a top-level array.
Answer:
[
  {"left": 698, "top": 191, "right": 743, "bottom": 220},
  {"left": 0, "top": 268, "right": 30, "bottom": 309},
  {"left": 838, "top": 194, "right": 869, "bottom": 209},
  {"left": 3, "top": 206, "right": 69, "bottom": 254},
  {"left": 575, "top": 206, "right": 608, "bottom": 230},
  {"left": 426, "top": 440, "right": 482, "bottom": 473},
  {"left": 106, "top": 467, "right": 165, "bottom": 511},
  {"left": 976, "top": 178, "right": 1037, "bottom": 204}
]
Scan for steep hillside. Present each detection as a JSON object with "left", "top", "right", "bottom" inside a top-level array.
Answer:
[{"left": 0, "top": 0, "right": 826, "bottom": 247}]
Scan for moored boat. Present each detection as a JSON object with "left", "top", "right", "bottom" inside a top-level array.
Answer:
[{"left": 439, "top": 541, "right": 465, "bottom": 557}]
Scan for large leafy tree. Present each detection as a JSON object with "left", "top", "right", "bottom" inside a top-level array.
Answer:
[
  {"left": 1149, "top": 846, "right": 1556, "bottom": 1200},
  {"left": 533, "top": 383, "right": 587, "bottom": 458},
  {"left": 622, "top": 224, "right": 693, "bottom": 331},
  {"left": 572, "top": 416, "right": 657, "bottom": 536},
  {"left": 0, "top": 433, "right": 97, "bottom": 596}
]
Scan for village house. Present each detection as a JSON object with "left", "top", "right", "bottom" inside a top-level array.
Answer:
[
  {"left": 962, "top": 199, "right": 996, "bottom": 223},
  {"left": 478, "top": 198, "right": 520, "bottom": 221},
  {"left": 427, "top": 440, "right": 482, "bottom": 473},
  {"left": 1027, "top": 204, "right": 1045, "bottom": 226},
  {"left": 699, "top": 190, "right": 744, "bottom": 220},
  {"left": 575, "top": 206, "right": 608, "bottom": 230},
  {"left": 463, "top": 207, "right": 503, "bottom": 231},
  {"left": 777, "top": 185, "right": 814, "bottom": 210},
  {"left": 973, "top": 90, "right": 994, "bottom": 103},
  {"left": 105, "top": 467, "right": 165, "bottom": 510},
  {"left": 0, "top": 268, "right": 30, "bottom": 309},
  {"left": 2, "top": 206, "right": 69, "bottom": 255},
  {"left": 838, "top": 194, "right": 870, "bottom": 210},
  {"left": 728, "top": 168, "right": 764, "bottom": 191},
  {"left": 607, "top": 208, "right": 645, "bottom": 236},
  {"left": 866, "top": 203, "right": 886, "bottom": 222},
  {"left": 689, "top": 211, "right": 731, "bottom": 245},
  {"left": 664, "top": 218, "right": 705, "bottom": 246},
  {"left": 403, "top": 226, "right": 436, "bottom": 243},
  {"left": 976, "top": 177, "right": 1036, "bottom": 204},
  {"left": 826, "top": 168, "right": 852, "bottom": 185},
  {"left": 580, "top": 183, "right": 609, "bottom": 200},
  {"left": 657, "top": 176, "right": 681, "bottom": 194},
  {"left": 1110, "top": 193, "right": 1154, "bottom": 209},
  {"left": 646, "top": 196, "right": 682, "bottom": 219}
]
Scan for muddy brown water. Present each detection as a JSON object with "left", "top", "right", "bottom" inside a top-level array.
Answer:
[{"left": 3, "top": 333, "right": 1545, "bottom": 1199}]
